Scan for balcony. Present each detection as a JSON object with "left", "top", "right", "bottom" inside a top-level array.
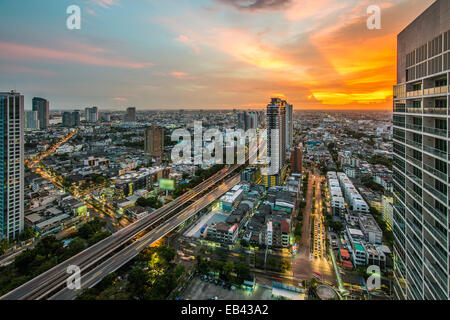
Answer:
[
  {"left": 423, "top": 163, "right": 447, "bottom": 182},
  {"left": 423, "top": 126, "right": 447, "bottom": 137},
  {"left": 405, "top": 123, "right": 423, "bottom": 132},
  {"left": 406, "top": 251, "right": 423, "bottom": 279},
  {"left": 423, "top": 145, "right": 447, "bottom": 160},
  {"left": 423, "top": 238, "right": 447, "bottom": 271},
  {"left": 423, "top": 257, "right": 448, "bottom": 298},
  {"left": 406, "top": 90, "right": 423, "bottom": 97},
  {"left": 406, "top": 108, "right": 423, "bottom": 114},
  {"left": 423, "top": 219, "right": 447, "bottom": 248},
  {"left": 424, "top": 279, "right": 447, "bottom": 301},
  {"left": 423, "top": 199, "right": 447, "bottom": 226},
  {"left": 405, "top": 139, "right": 422, "bottom": 150},
  {"left": 423, "top": 86, "right": 448, "bottom": 96},
  {"left": 406, "top": 171, "right": 422, "bottom": 185},
  {"left": 393, "top": 122, "right": 406, "bottom": 128},
  {"left": 423, "top": 181, "right": 447, "bottom": 204},
  {"left": 406, "top": 187, "right": 422, "bottom": 200},
  {"left": 394, "top": 106, "right": 406, "bottom": 113},
  {"left": 393, "top": 135, "right": 406, "bottom": 143},
  {"left": 425, "top": 275, "right": 448, "bottom": 300},
  {"left": 406, "top": 217, "right": 422, "bottom": 238},
  {"left": 423, "top": 107, "right": 447, "bottom": 115},
  {"left": 406, "top": 204, "right": 422, "bottom": 219},
  {"left": 405, "top": 154, "right": 422, "bottom": 167}
]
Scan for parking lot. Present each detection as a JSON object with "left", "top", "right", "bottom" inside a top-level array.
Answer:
[{"left": 180, "top": 277, "right": 273, "bottom": 300}]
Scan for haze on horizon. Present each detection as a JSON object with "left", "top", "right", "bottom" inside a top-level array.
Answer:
[{"left": 0, "top": 0, "right": 435, "bottom": 111}]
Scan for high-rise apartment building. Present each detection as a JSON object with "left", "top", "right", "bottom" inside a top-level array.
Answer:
[
  {"left": 265, "top": 97, "right": 288, "bottom": 187},
  {"left": 72, "top": 110, "right": 80, "bottom": 126},
  {"left": 32, "top": 97, "right": 49, "bottom": 129},
  {"left": 0, "top": 91, "right": 25, "bottom": 240},
  {"left": 285, "top": 103, "right": 293, "bottom": 150},
  {"left": 62, "top": 112, "right": 72, "bottom": 127},
  {"left": 144, "top": 125, "right": 164, "bottom": 163},
  {"left": 237, "top": 111, "right": 258, "bottom": 131},
  {"left": 392, "top": 0, "right": 450, "bottom": 300},
  {"left": 125, "top": 107, "right": 136, "bottom": 123},
  {"left": 62, "top": 111, "right": 81, "bottom": 127},
  {"left": 85, "top": 107, "right": 98, "bottom": 123},
  {"left": 237, "top": 111, "right": 245, "bottom": 130},
  {"left": 25, "top": 110, "right": 39, "bottom": 131},
  {"left": 291, "top": 143, "right": 303, "bottom": 173}
]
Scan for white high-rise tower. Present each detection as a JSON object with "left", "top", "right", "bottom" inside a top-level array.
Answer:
[{"left": 0, "top": 91, "right": 25, "bottom": 240}]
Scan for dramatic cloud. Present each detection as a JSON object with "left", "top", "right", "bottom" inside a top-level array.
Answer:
[
  {"left": 0, "top": 0, "right": 437, "bottom": 110},
  {"left": 217, "top": 0, "right": 292, "bottom": 11}
]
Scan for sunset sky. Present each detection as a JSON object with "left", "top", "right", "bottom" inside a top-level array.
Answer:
[{"left": 0, "top": 0, "right": 436, "bottom": 110}]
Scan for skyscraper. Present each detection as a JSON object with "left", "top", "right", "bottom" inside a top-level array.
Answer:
[
  {"left": 32, "top": 97, "right": 49, "bottom": 129},
  {"left": 265, "top": 97, "right": 287, "bottom": 187},
  {"left": 72, "top": 110, "right": 81, "bottom": 126},
  {"left": 392, "top": 0, "right": 450, "bottom": 300},
  {"left": 285, "top": 103, "right": 293, "bottom": 150},
  {"left": 237, "top": 111, "right": 246, "bottom": 130},
  {"left": 237, "top": 111, "right": 258, "bottom": 131},
  {"left": 291, "top": 143, "right": 303, "bottom": 173},
  {"left": 125, "top": 107, "right": 136, "bottom": 123},
  {"left": 25, "top": 110, "right": 39, "bottom": 131},
  {"left": 144, "top": 125, "right": 164, "bottom": 163},
  {"left": 246, "top": 111, "right": 258, "bottom": 130},
  {"left": 62, "top": 112, "right": 73, "bottom": 127},
  {"left": 0, "top": 91, "right": 24, "bottom": 240},
  {"left": 85, "top": 107, "right": 98, "bottom": 123}
]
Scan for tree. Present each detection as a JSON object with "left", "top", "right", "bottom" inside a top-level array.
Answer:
[
  {"left": 221, "top": 261, "right": 234, "bottom": 282},
  {"left": 0, "top": 240, "right": 9, "bottom": 256},
  {"left": 235, "top": 262, "right": 250, "bottom": 284},
  {"left": 97, "top": 272, "right": 117, "bottom": 292},
  {"left": 136, "top": 197, "right": 162, "bottom": 209},
  {"left": 127, "top": 266, "right": 149, "bottom": 299},
  {"left": 196, "top": 256, "right": 210, "bottom": 275},
  {"left": 240, "top": 239, "right": 249, "bottom": 248},
  {"left": 157, "top": 246, "right": 176, "bottom": 264},
  {"left": 19, "top": 228, "right": 36, "bottom": 241},
  {"left": 182, "top": 172, "right": 190, "bottom": 180},
  {"left": 14, "top": 249, "right": 37, "bottom": 274},
  {"left": 76, "top": 288, "right": 98, "bottom": 300},
  {"left": 66, "top": 237, "right": 86, "bottom": 256},
  {"left": 77, "top": 218, "right": 106, "bottom": 240},
  {"left": 87, "top": 231, "right": 111, "bottom": 246}
]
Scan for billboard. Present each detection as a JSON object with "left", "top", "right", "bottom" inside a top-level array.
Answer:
[{"left": 159, "top": 178, "right": 175, "bottom": 191}]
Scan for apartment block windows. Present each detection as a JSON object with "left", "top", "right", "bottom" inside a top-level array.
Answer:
[
  {"left": 435, "top": 138, "right": 446, "bottom": 152},
  {"left": 435, "top": 158, "right": 447, "bottom": 174}
]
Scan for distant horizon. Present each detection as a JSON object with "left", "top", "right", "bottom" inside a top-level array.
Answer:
[{"left": 41, "top": 106, "right": 394, "bottom": 113}]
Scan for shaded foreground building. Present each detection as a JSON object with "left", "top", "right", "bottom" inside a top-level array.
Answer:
[{"left": 392, "top": 0, "right": 450, "bottom": 300}]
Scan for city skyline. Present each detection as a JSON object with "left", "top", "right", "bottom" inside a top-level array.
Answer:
[
  {"left": 1, "top": 0, "right": 450, "bottom": 304},
  {"left": 0, "top": 0, "right": 435, "bottom": 111}
]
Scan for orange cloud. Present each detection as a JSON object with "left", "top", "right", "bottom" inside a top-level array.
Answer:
[{"left": 171, "top": 71, "right": 188, "bottom": 79}]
